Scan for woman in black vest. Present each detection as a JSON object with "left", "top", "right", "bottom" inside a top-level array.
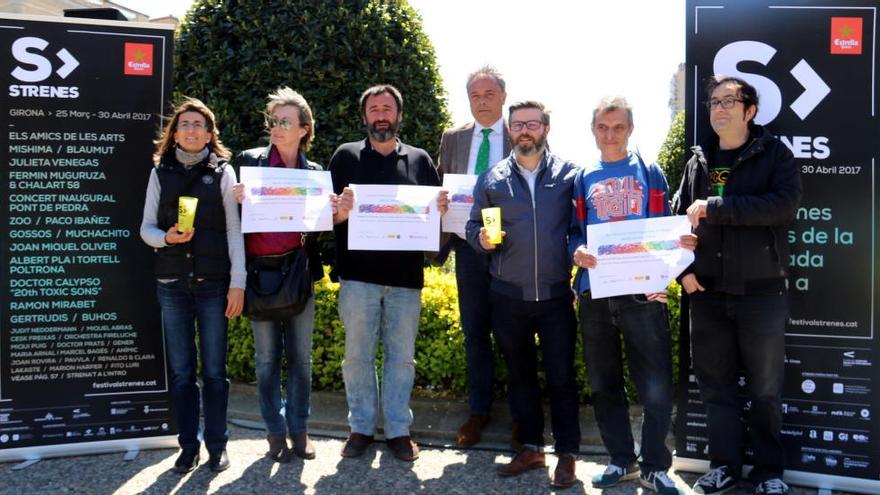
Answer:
[
  {"left": 233, "top": 88, "right": 328, "bottom": 462},
  {"left": 140, "top": 98, "right": 245, "bottom": 474}
]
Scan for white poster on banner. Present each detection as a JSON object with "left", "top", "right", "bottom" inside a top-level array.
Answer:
[
  {"left": 586, "top": 215, "right": 694, "bottom": 298},
  {"left": 441, "top": 173, "right": 478, "bottom": 237},
  {"left": 239, "top": 166, "right": 334, "bottom": 233},
  {"left": 347, "top": 184, "right": 441, "bottom": 251}
]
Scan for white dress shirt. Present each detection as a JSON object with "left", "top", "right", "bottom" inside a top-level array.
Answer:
[{"left": 466, "top": 118, "right": 505, "bottom": 175}]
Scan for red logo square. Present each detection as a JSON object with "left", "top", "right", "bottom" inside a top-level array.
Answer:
[
  {"left": 830, "top": 17, "right": 862, "bottom": 55},
  {"left": 124, "top": 43, "right": 154, "bottom": 75}
]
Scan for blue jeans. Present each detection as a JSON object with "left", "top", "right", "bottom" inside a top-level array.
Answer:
[
  {"left": 491, "top": 291, "right": 581, "bottom": 454},
  {"left": 580, "top": 293, "right": 673, "bottom": 473},
  {"left": 338, "top": 278, "right": 421, "bottom": 438},
  {"left": 690, "top": 291, "right": 787, "bottom": 482},
  {"left": 454, "top": 240, "right": 494, "bottom": 415},
  {"left": 157, "top": 278, "right": 230, "bottom": 453},
  {"left": 251, "top": 295, "right": 315, "bottom": 436}
]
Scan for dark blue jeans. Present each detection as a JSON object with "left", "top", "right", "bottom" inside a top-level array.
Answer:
[
  {"left": 252, "top": 295, "right": 315, "bottom": 436},
  {"left": 157, "top": 278, "right": 230, "bottom": 453},
  {"left": 580, "top": 293, "right": 673, "bottom": 473},
  {"left": 491, "top": 291, "right": 580, "bottom": 454},
  {"left": 689, "top": 291, "right": 787, "bottom": 482},
  {"left": 454, "top": 240, "right": 494, "bottom": 415}
]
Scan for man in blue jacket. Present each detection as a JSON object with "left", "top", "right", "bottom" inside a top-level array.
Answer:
[
  {"left": 570, "top": 96, "right": 693, "bottom": 495},
  {"left": 466, "top": 100, "right": 579, "bottom": 489},
  {"left": 677, "top": 76, "right": 801, "bottom": 495}
]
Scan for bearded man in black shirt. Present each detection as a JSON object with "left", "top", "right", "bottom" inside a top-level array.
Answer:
[{"left": 330, "top": 84, "right": 448, "bottom": 463}]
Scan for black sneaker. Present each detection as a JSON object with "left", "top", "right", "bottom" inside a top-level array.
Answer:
[
  {"left": 208, "top": 449, "right": 230, "bottom": 472},
  {"left": 693, "top": 466, "right": 737, "bottom": 494},
  {"left": 755, "top": 478, "right": 789, "bottom": 494}
]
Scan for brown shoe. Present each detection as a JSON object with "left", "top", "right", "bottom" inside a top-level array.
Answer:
[
  {"left": 386, "top": 436, "right": 420, "bottom": 461},
  {"left": 266, "top": 434, "right": 291, "bottom": 463},
  {"left": 550, "top": 453, "right": 577, "bottom": 489},
  {"left": 290, "top": 431, "right": 316, "bottom": 460},
  {"left": 341, "top": 432, "right": 374, "bottom": 458},
  {"left": 510, "top": 420, "right": 524, "bottom": 452},
  {"left": 497, "top": 447, "right": 546, "bottom": 477},
  {"left": 456, "top": 414, "right": 490, "bottom": 448}
]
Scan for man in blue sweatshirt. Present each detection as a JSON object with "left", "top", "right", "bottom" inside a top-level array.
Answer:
[{"left": 570, "top": 96, "right": 694, "bottom": 495}]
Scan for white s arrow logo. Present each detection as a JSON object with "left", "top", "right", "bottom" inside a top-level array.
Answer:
[
  {"left": 713, "top": 40, "right": 830, "bottom": 123},
  {"left": 10, "top": 36, "right": 79, "bottom": 82}
]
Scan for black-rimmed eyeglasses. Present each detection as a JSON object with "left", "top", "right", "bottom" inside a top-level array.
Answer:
[
  {"left": 705, "top": 98, "right": 745, "bottom": 110},
  {"left": 510, "top": 120, "right": 544, "bottom": 132}
]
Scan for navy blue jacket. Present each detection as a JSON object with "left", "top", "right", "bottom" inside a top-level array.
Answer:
[{"left": 466, "top": 152, "right": 578, "bottom": 301}]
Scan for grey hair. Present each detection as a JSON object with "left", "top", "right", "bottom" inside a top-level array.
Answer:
[
  {"left": 592, "top": 95, "right": 633, "bottom": 126},
  {"left": 466, "top": 65, "right": 506, "bottom": 93}
]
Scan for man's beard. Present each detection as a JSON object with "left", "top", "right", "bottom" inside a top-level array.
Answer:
[
  {"left": 514, "top": 133, "right": 546, "bottom": 156},
  {"left": 367, "top": 119, "right": 399, "bottom": 142}
]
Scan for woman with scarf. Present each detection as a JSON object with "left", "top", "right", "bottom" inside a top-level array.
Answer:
[{"left": 140, "top": 97, "right": 245, "bottom": 474}]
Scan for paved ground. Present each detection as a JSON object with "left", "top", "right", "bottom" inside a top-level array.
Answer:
[{"left": 0, "top": 384, "right": 859, "bottom": 494}]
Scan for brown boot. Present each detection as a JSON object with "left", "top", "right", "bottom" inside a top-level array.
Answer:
[
  {"left": 550, "top": 453, "right": 577, "bottom": 489},
  {"left": 456, "top": 414, "right": 490, "bottom": 448},
  {"left": 266, "top": 434, "right": 290, "bottom": 463},
  {"left": 290, "top": 431, "right": 316, "bottom": 460},
  {"left": 497, "top": 447, "right": 546, "bottom": 477},
  {"left": 341, "top": 432, "right": 374, "bottom": 458}
]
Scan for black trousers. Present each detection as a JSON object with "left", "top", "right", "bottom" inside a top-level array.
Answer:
[
  {"left": 690, "top": 291, "right": 787, "bottom": 482},
  {"left": 490, "top": 291, "right": 580, "bottom": 454}
]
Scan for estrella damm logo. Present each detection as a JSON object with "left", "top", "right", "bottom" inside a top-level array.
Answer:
[
  {"left": 830, "top": 17, "right": 862, "bottom": 55},
  {"left": 124, "top": 43, "right": 154, "bottom": 76}
]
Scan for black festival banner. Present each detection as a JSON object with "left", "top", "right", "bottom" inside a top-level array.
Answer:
[
  {"left": 677, "top": 1, "right": 879, "bottom": 493},
  {"left": 0, "top": 14, "right": 176, "bottom": 461}
]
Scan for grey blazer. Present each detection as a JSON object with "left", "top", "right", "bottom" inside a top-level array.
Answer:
[{"left": 436, "top": 121, "right": 511, "bottom": 177}]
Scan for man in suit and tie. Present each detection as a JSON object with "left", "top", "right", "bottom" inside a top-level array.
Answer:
[{"left": 436, "top": 66, "right": 511, "bottom": 448}]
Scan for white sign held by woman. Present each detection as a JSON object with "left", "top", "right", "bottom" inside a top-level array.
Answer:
[{"left": 239, "top": 166, "right": 334, "bottom": 233}]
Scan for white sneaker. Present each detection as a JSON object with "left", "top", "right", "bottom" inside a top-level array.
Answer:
[
  {"left": 755, "top": 478, "right": 789, "bottom": 494},
  {"left": 693, "top": 465, "right": 738, "bottom": 494}
]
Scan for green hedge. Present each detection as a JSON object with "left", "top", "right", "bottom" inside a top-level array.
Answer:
[
  {"left": 174, "top": 0, "right": 450, "bottom": 165},
  {"left": 227, "top": 264, "right": 683, "bottom": 405}
]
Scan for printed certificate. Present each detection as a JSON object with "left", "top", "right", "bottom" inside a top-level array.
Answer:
[
  {"left": 348, "top": 184, "right": 442, "bottom": 251},
  {"left": 441, "top": 173, "right": 478, "bottom": 237},
  {"left": 586, "top": 215, "right": 694, "bottom": 298},
  {"left": 239, "top": 166, "right": 334, "bottom": 233}
]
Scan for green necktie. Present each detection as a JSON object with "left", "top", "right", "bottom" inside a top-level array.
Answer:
[{"left": 474, "top": 128, "right": 492, "bottom": 175}]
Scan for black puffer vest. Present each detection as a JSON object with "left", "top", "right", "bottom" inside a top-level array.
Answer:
[{"left": 154, "top": 152, "right": 230, "bottom": 280}]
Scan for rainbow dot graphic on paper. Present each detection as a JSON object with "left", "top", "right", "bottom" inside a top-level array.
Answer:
[
  {"left": 358, "top": 204, "right": 429, "bottom": 214},
  {"left": 597, "top": 239, "right": 680, "bottom": 256},
  {"left": 451, "top": 193, "right": 474, "bottom": 204},
  {"left": 250, "top": 186, "right": 323, "bottom": 197}
]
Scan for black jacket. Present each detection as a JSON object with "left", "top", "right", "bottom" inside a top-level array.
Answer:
[
  {"left": 233, "top": 146, "right": 325, "bottom": 282},
  {"left": 675, "top": 125, "right": 802, "bottom": 294},
  {"left": 154, "top": 152, "right": 230, "bottom": 279}
]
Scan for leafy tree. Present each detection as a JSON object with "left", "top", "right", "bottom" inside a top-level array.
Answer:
[
  {"left": 657, "top": 110, "right": 686, "bottom": 203},
  {"left": 174, "top": 0, "right": 450, "bottom": 163}
]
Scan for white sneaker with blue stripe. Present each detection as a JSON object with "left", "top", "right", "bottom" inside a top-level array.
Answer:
[
  {"left": 640, "top": 470, "right": 684, "bottom": 495},
  {"left": 590, "top": 462, "right": 639, "bottom": 488}
]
